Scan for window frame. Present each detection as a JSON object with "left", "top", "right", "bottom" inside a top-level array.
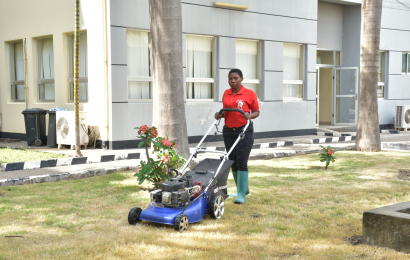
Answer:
[
  {"left": 402, "top": 52, "right": 410, "bottom": 75},
  {"left": 185, "top": 34, "right": 215, "bottom": 102},
  {"left": 235, "top": 38, "right": 260, "bottom": 97},
  {"left": 8, "top": 40, "right": 25, "bottom": 102},
  {"left": 67, "top": 31, "right": 89, "bottom": 103},
  {"left": 126, "top": 28, "right": 153, "bottom": 103},
  {"left": 316, "top": 49, "right": 342, "bottom": 67},
  {"left": 283, "top": 42, "right": 305, "bottom": 101},
  {"left": 36, "top": 36, "right": 55, "bottom": 102},
  {"left": 378, "top": 51, "right": 386, "bottom": 99}
]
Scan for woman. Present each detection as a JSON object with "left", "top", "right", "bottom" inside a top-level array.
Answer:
[{"left": 214, "top": 69, "right": 260, "bottom": 204}]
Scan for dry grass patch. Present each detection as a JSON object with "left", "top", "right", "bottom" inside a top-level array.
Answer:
[{"left": 1, "top": 151, "right": 410, "bottom": 259}]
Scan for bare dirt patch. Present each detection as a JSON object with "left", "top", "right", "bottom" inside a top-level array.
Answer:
[{"left": 398, "top": 169, "right": 410, "bottom": 180}]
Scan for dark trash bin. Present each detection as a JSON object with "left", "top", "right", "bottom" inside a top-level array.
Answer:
[
  {"left": 47, "top": 110, "right": 57, "bottom": 147},
  {"left": 22, "top": 108, "right": 47, "bottom": 146}
]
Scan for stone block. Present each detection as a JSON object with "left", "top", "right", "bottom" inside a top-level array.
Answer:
[
  {"left": 23, "top": 161, "right": 41, "bottom": 170},
  {"left": 363, "top": 201, "right": 410, "bottom": 253}
]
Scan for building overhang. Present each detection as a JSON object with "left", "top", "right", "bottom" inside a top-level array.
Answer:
[{"left": 319, "top": 0, "right": 361, "bottom": 5}]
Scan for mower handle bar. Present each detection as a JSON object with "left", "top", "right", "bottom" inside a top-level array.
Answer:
[{"left": 219, "top": 108, "right": 245, "bottom": 116}]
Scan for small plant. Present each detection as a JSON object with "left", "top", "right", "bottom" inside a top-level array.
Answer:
[
  {"left": 319, "top": 145, "right": 337, "bottom": 170},
  {"left": 134, "top": 125, "right": 186, "bottom": 188}
]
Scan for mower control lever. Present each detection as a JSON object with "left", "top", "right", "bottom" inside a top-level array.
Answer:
[
  {"left": 168, "top": 168, "right": 179, "bottom": 178},
  {"left": 219, "top": 108, "right": 245, "bottom": 116}
]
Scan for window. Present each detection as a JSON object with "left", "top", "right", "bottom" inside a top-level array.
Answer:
[
  {"left": 36, "top": 37, "right": 55, "bottom": 102},
  {"left": 127, "top": 30, "right": 152, "bottom": 100},
  {"left": 68, "top": 32, "right": 88, "bottom": 102},
  {"left": 283, "top": 43, "right": 304, "bottom": 99},
  {"left": 186, "top": 35, "right": 214, "bottom": 100},
  {"left": 236, "top": 39, "right": 260, "bottom": 96},
  {"left": 316, "top": 50, "right": 341, "bottom": 65},
  {"left": 402, "top": 52, "right": 410, "bottom": 74},
  {"left": 9, "top": 42, "right": 25, "bottom": 102},
  {"left": 378, "top": 51, "right": 385, "bottom": 98}
]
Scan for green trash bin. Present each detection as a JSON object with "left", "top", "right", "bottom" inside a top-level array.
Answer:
[{"left": 22, "top": 108, "right": 47, "bottom": 146}]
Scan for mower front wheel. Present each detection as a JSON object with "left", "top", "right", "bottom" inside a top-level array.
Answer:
[
  {"left": 174, "top": 214, "right": 189, "bottom": 232},
  {"left": 128, "top": 207, "right": 142, "bottom": 225},
  {"left": 208, "top": 195, "right": 225, "bottom": 219}
]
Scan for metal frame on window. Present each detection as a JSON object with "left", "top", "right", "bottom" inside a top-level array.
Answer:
[
  {"left": 185, "top": 34, "right": 215, "bottom": 101},
  {"left": 67, "top": 31, "right": 88, "bottom": 103},
  {"left": 402, "top": 52, "right": 410, "bottom": 75},
  {"left": 378, "top": 51, "right": 386, "bottom": 99},
  {"left": 283, "top": 43, "right": 305, "bottom": 101},
  {"left": 36, "top": 36, "right": 55, "bottom": 102}
]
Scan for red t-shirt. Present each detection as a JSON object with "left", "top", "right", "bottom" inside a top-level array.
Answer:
[{"left": 222, "top": 86, "right": 259, "bottom": 128}]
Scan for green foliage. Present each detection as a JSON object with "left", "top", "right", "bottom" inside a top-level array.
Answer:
[
  {"left": 318, "top": 145, "right": 337, "bottom": 170},
  {"left": 133, "top": 125, "right": 186, "bottom": 188}
]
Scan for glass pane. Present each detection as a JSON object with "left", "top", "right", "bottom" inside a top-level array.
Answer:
[
  {"left": 70, "top": 82, "right": 88, "bottom": 101},
  {"left": 11, "top": 84, "right": 25, "bottom": 101},
  {"left": 68, "top": 32, "right": 87, "bottom": 78},
  {"left": 408, "top": 54, "right": 410, "bottom": 74},
  {"left": 243, "top": 83, "right": 259, "bottom": 97},
  {"left": 403, "top": 53, "right": 407, "bottom": 73},
  {"left": 283, "top": 84, "right": 303, "bottom": 98},
  {"left": 316, "top": 50, "right": 333, "bottom": 65},
  {"left": 377, "top": 85, "right": 384, "bottom": 98},
  {"left": 283, "top": 43, "right": 303, "bottom": 80},
  {"left": 378, "top": 52, "right": 384, "bottom": 82},
  {"left": 37, "top": 38, "right": 54, "bottom": 80},
  {"left": 128, "top": 81, "right": 152, "bottom": 99},
  {"left": 336, "top": 69, "right": 356, "bottom": 95},
  {"left": 236, "top": 40, "right": 258, "bottom": 79},
  {"left": 186, "top": 36, "right": 213, "bottom": 78},
  {"left": 13, "top": 43, "right": 25, "bottom": 81},
  {"left": 336, "top": 97, "right": 355, "bottom": 124},
  {"left": 335, "top": 51, "right": 340, "bottom": 65},
  {"left": 186, "top": 83, "right": 213, "bottom": 99},
  {"left": 39, "top": 83, "right": 55, "bottom": 101},
  {"left": 127, "top": 31, "right": 151, "bottom": 77}
]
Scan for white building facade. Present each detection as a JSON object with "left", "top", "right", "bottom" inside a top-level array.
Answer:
[{"left": 0, "top": 0, "right": 409, "bottom": 149}]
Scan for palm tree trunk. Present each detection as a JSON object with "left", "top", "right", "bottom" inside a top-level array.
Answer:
[
  {"left": 356, "top": 0, "right": 383, "bottom": 152},
  {"left": 149, "top": 0, "right": 190, "bottom": 158},
  {"left": 74, "top": 0, "right": 83, "bottom": 157}
]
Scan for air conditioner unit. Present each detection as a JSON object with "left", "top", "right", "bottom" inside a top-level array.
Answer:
[
  {"left": 395, "top": 106, "right": 410, "bottom": 129},
  {"left": 56, "top": 111, "right": 89, "bottom": 149}
]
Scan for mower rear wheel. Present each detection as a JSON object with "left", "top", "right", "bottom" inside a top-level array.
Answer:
[
  {"left": 174, "top": 214, "right": 189, "bottom": 232},
  {"left": 208, "top": 195, "right": 225, "bottom": 219},
  {"left": 128, "top": 207, "right": 142, "bottom": 225}
]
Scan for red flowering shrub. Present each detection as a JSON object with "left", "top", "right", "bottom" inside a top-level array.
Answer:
[
  {"left": 319, "top": 145, "right": 337, "bottom": 170},
  {"left": 162, "top": 139, "right": 172, "bottom": 147}
]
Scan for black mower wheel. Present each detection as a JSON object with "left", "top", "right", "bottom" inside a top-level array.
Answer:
[
  {"left": 174, "top": 214, "right": 189, "bottom": 232},
  {"left": 208, "top": 195, "right": 225, "bottom": 219},
  {"left": 128, "top": 207, "right": 142, "bottom": 225}
]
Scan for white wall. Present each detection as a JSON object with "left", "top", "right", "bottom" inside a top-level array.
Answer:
[{"left": 317, "top": 1, "right": 344, "bottom": 50}]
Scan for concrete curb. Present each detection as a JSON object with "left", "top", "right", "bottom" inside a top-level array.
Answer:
[
  {"left": 310, "top": 136, "right": 356, "bottom": 144},
  {"left": 0, "top": 166, "right": 135, "bottom": 188},
  {"left": 1, "top": 153, "right": 141, "bottom": 172},
  {"left": 313, "top": 132, "right": 352, "bottom": 137},
  {"left": 380, "top": 130, "right": 400, "bottom": 134},
  {"left": 192, "top": 141, "right": 294, "bottom": 153},
  {"left": 382, "top": 143, "right": 410, "bottom": 150},
  {"left": 248, "top": 145, "right": 355, "bottom": 160}
]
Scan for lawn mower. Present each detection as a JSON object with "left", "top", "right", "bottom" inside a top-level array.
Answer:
[{"left": 128, "top": 108, "right": 249, "bottom": 232}]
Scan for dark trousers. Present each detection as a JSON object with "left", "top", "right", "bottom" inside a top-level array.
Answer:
[{"left": 223, "top": 123, "right": 254, "bottom": 172}]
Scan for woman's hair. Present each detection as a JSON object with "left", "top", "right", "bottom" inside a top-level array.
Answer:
[{"left": 229, "top": 68, "right": 243, "bottom": 78}]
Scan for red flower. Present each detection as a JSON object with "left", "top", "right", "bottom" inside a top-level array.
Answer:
[
  {"left": 173, "top": 142, "right": 177, "bottom": 149},
  {"left": 331, "top": 148, "right": 334, "bottom": 151},
  {"left": 322, "top": 148, "right": 325, "bottom": 150},
  {"left": 161, "top": 154, "right": 169, "bottom": 164},
  {"left": 162, "top": 139, "right": 171, "bottom": 147},
  {"left": 327, "top": 150, "right": 333, "bottom": 154},
  {"left": 139, "top": 125, "right": 149, "bottom": 134},
  {"left": 151, "top": 128, "right": 158, "bottom": 138}
]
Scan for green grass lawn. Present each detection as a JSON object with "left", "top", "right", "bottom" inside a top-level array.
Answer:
[
  {"left": 1, "top": 151, "right": 410, "bottom": 259},
  {"left": 0, "top": 147, "right": 66, "bottom": 164}
]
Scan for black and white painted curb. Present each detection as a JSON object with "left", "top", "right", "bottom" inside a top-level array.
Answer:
[
  {"left": 1, "top": 153, "right": 141, "bottom": 172},
  {"left": 191, "top": 141, "right": 294, "bottom": 153},
  {"left": 380, "top": 130, "right": 400, "bottom": 134},
  {"left": 313, "top": 132, "right": 352, "bottom": 137},
  {"left": 248, "top": 145, "right": 355, "bottom": 160},
  {"left": 310, "top": 135, "right": 356, "bottom": 144},
  {"left": 382, "top": 143, "right": 410, "bottom": 151}
]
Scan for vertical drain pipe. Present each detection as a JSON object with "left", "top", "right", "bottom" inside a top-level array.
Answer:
[{"left": 102, "top": 0, "right": 109, "bottom": 148}]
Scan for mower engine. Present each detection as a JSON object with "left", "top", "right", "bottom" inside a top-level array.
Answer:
[{"left": 150, "top": 176, "right": 202, "bottom": 207}]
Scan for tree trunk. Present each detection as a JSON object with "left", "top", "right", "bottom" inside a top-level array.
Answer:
[
  {"left": 74, "top": 0, "right": 83, "bottom": 157},
  {"left": 356, "top": 0, "right": 383, "bottom": 152},
  {"left": 149, "top": 0, "right": 190, "bottom": 158}
]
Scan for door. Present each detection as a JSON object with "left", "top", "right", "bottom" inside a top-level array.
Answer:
[{"left": 333, "top": 67, "right": 358, "bottom": 125}]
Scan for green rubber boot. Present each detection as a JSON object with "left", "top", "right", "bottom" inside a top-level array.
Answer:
[
  {"left": 229, "top": 171, "right": 249, "bottom": 197},
  {"left": 234, "top": 171, "right": 248, "bottom": 204}
]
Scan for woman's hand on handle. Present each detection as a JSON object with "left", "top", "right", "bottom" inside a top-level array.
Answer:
[
  {"left": 243, "top": 110, "right": 260, "bottom": 120},
  {"left": 214, "top": 112, "right": 223, "bottom": 120}
]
